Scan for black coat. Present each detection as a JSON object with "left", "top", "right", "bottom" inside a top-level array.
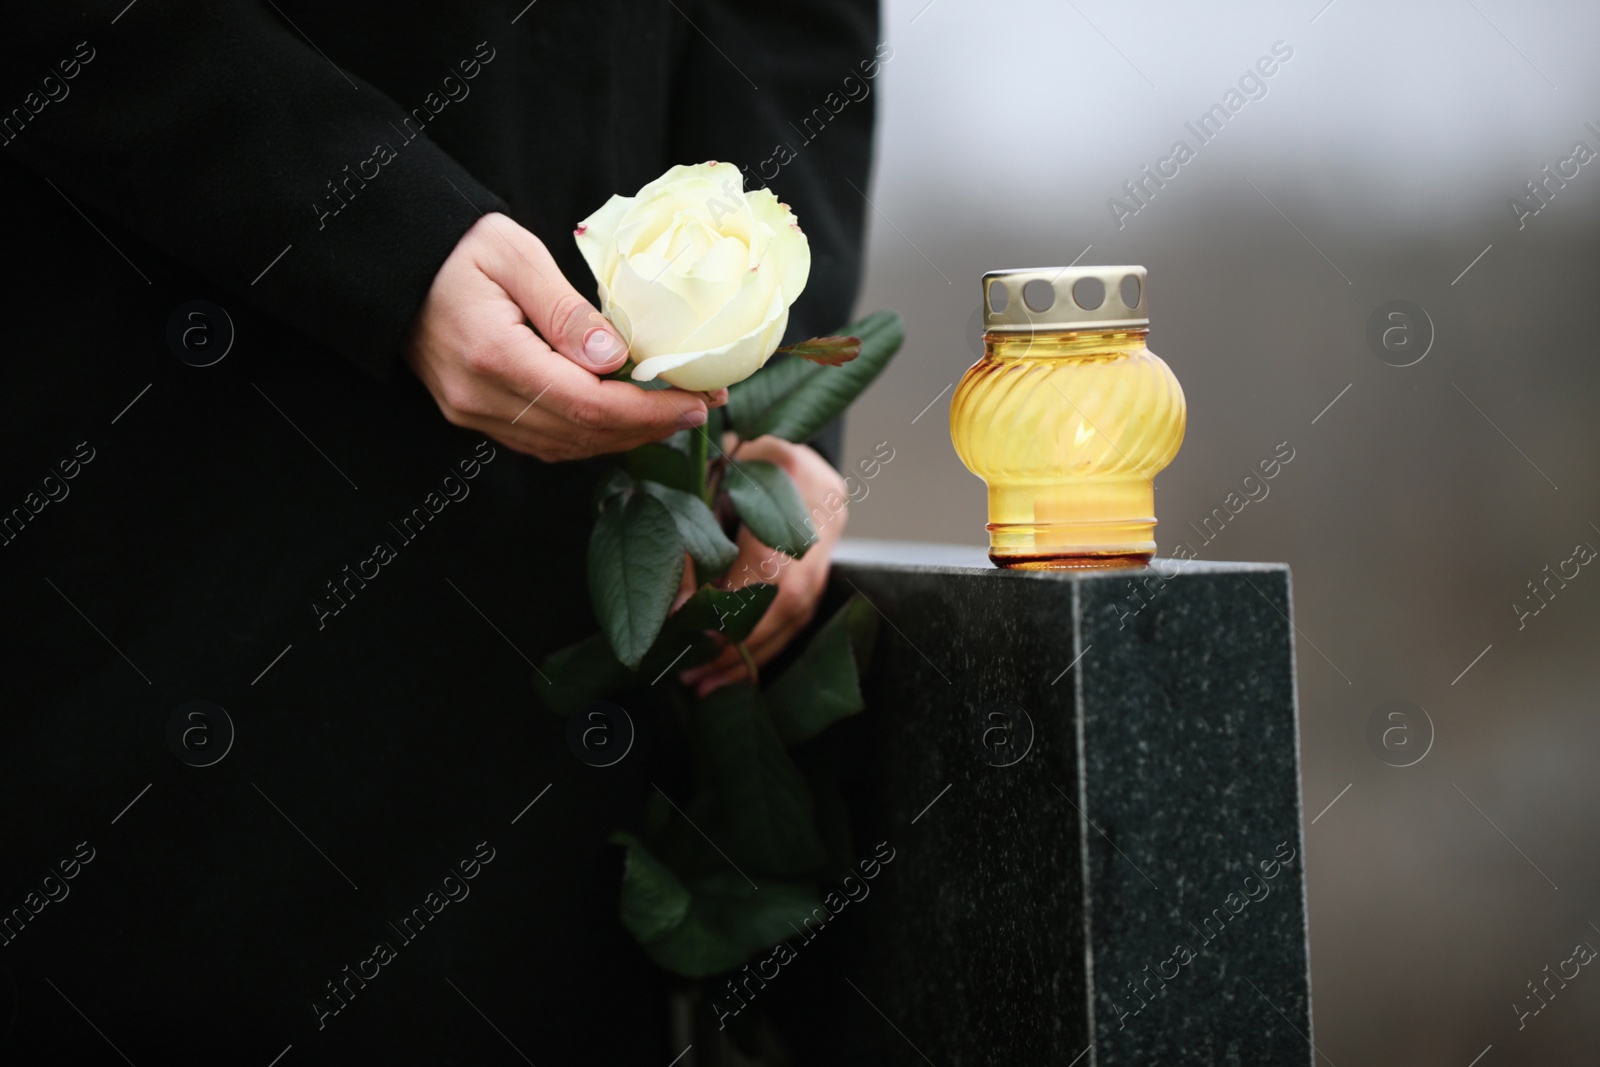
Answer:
[{"left": 0, "top": 2, "right": 877, "bottom": 1062}]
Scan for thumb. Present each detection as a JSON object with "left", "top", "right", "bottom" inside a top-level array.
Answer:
[{"left": 475, "top": 212, "right": 629, "bottom": 374}]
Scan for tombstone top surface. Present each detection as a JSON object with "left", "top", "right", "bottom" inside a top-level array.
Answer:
[{"left": 835, "top": 537, "right": 1288, "bottom": 580}]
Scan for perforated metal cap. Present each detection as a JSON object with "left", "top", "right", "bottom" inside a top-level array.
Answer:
[{"left": 982, "top": 265, "right": 1148, "bottom": 333}]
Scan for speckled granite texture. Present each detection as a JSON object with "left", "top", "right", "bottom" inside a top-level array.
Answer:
[{"left": 778, "top": 549, "right": 1311, "bottom": 1067}]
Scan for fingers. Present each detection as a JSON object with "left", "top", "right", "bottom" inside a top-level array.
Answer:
[
  {"left": 672, "top": 554, "right": 697, "bottom": 613},
  {"left": 679, "top": 443, "right": 847, "bottom": 695},
  {"left": 472, "top": 213, "right": 628, "bottom": 375},
  {"left": 454, "top": 214, "right": 710, "bottom": 446},
  {"left": 680, "top": 526, "right": 826, "bottom": 696},
  {"left": 410, "top": 212, "right": 717, "bottom": 462},
  {"left": 527, "top": 362, "right": 709, "bottom": 447},
  {"left": 684, "top": 645, "right": 744, "bottom": 697},
  {"left": 416, "top": 349, "right": 707, "bottom": 461},
  {"left": 456, "top": 319, "right": 708, "bottom": 455},
  {"left": 683, "top": 584, "right": 815, "bottom": 698}
]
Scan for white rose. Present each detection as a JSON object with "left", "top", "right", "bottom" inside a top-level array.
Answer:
[{"left": 573, "top": 162, "right": 811, "bottom": 392}]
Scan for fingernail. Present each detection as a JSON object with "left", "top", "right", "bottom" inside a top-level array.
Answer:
[
  {"left": 582, "top": 327, "right": 618, "bottom": 361},
  {"left": 677, "top": 409, "right": 707, "bottom": 430}
]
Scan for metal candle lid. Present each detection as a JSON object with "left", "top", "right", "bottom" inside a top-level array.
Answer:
[{"left": 981, "top": 265, "right": 1149, "bottom": 334}]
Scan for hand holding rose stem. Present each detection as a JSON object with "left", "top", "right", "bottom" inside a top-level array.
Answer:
[
  {"left": 535, "top": 162, "right": 903, "bottom": 981},
  {"left": 677, "top": 431, "right": 848, "bottom": 697},
  {"left": 407, "top": 211, "right": 725, "bottom": 463},
  {"left": 569, "top": 161, "right": 837, "bottom": 691},
  {"left": 408, "top": 201, "right": 838, "bottom": 696},
  {"left": 415, "top": 157, "right": 881, "bottom": 709}
]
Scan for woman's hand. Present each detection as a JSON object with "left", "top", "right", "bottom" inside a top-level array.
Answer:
[
  {"left": 680, "top": 435, "right": 848, "bottom": 697},
  {"left": 406, "top": 212, "right": 724, "bottom": 461}
]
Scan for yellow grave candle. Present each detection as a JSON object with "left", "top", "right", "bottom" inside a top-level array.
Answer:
[{"left": 952, "top": 266, "right": 1186, "bottom": 569}]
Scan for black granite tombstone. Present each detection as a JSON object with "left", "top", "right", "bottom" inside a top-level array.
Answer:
[{"left": 749, "top": 542, "right": 1313, "bottom": 1067}]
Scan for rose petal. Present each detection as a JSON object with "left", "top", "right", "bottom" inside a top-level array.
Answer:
[
  {"left": 673, "top": 258, "right": 782, "bottom": 354},
  {"left": 574, "top": 193, "right": 633, "bottom": 281},
  {"left": 631, "top": 289, "right": 789, "bottom": 392},
  {"left": 745, "top": 189, "right": 811, "bottom": 299},
  {"left": 574, "top": 162, "right": 813, "bottom": 392},
  {"left": 684, "top": 233, "right": 749, "bottom": 283},
  {"left": 632, "top": 162, "right": 736, "bottom": 203},
  {"left": 610, "top": 254, "right": 711, "bottom": 356},
  {"left": 627, "top": 224, "right": 744, "bottom": 325},
  {"left": 666, "top": 214, "right": 722, "bottom": 267}
]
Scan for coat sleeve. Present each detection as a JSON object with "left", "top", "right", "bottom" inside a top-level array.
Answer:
[
  {"left": 663, "top": 0, "right": 883, "bottom": 469},
  {"left": 0, "top": 3, "right": 507, "bottom": 378}
]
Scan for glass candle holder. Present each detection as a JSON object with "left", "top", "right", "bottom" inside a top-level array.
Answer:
[{"left": 951, "top": 266, "right": 1186, "bottom": 569}]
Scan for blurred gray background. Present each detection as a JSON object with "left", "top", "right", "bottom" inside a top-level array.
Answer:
[{"left": 837, "top": 0, "right": 1600, "bottom": 1062}]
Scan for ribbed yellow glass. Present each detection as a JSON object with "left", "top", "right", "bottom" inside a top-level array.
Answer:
[{"left": 951, "top": 328, "right": 1186, "bottom": 569}]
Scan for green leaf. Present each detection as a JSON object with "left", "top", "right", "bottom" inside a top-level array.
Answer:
[
  {"left": 537, "top": 633, "right": 634, "bottom": 715},
  {"left": 611, "top": 833, "right": 824, "bottom": 978},
  {"left": 726, "top": 310, "right": 904, "bottom": 444},
  {"left": 725, "top": 354, "right": 808, "bottom": 438},
  {"left": 589, "top": 490, "right": 684, "bottom": 668},
  {"left": 639, "top": 481, "right": 739, "bottom": 579},
  {"left": 696, "top": 683, "right": 829, "bottom": 877},
  {"left": 766, "top": 596, "right": 880, "bottom": 746},
  {"left": 592, "top": 466, "right": 633, "bottom": 508},
  {"left": 611, "top": 831, "right": 692, "bottom": 944},
  {"left": 680, "top": 870, "right": 824, "bottom": 965},
  {"left": 626, "top": 444, "right": 693, "bottom": 494},
  {"left": 776, "top": 335, "right": 860, "bottom": 366},
  {"left": 538, "top": 584, "right": 778, "bottom": 707},
  {"left": 704, "top": 403, "right": 725, "bottom": 447},
  {"left": 725, "top": 460, "right": 816, "bottom": 559},
  {"left": 636, "top": 583, "right": 778, "bottom": 681}
]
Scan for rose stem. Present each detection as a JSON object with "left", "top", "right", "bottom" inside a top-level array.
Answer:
[
  {"left": 736, "top": 642, "right": 759, "bottom": 688},
  {"left": 690, "top": 424, "right": 710, "bottom": 505}
]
